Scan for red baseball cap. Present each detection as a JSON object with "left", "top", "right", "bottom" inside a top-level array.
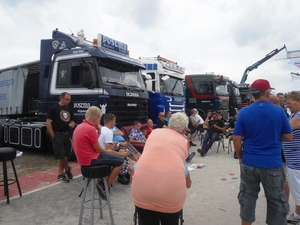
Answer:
[{"left": 250, "top": 79, "right": 274, "bottom": 93}]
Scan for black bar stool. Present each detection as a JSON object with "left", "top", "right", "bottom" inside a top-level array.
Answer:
[
  {"left": 0, "top": 147, "right": 22, "bottom": 203},
  {"left": 79, "top": 165, "right": 114, "bottom": 225}
]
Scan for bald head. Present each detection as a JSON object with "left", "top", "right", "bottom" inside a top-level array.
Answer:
[{"left": 269, "top": 95, "right": 280, "bottom": 106}]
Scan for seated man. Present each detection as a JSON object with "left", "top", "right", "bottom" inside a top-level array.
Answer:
[
  {"left": 111, "top": 125, "right": 141, "bottom": 161},
  {"left": 157, "top": 112, "right": 168, "bottom": 128},
  {"left": 197, "top": 112, "right": 226, "bottom": 157},
  {"left": 188, "top": 108, "right": 205, "bottom": 146},
  {"left": 163, "top": 111, "right": 172, "bottom": 126},
  {"left": 99, "top": 113, "right": 136, "bottom": 185},
  {"left": 72, "top": 106, "right": 129, "bottom": 200},
  {"left": 129, "top": 120, "right": 147, "bottom": 143}
]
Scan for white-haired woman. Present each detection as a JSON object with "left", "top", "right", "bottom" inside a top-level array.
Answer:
[{"left": 131, "top": 112, "right": 192, "bottom": 225}]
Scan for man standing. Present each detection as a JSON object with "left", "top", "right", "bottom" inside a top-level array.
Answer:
[
  {"left": 277, "top": 92, "right": 289, "bottom": 118},
  {"left": 46, "top": 92, "right": 75, "bottom": 183},
  {"left": 233, "top": 79, "right": 293, "bottom": 225}
]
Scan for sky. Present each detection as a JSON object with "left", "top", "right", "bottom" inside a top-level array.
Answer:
[{"left": 0, "top": 0, "right": 300, "bottom": 94}]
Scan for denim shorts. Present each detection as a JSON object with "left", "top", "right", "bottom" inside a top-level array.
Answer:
[{"left": 238, "top": 164, "right": 289, "bottom": 224}]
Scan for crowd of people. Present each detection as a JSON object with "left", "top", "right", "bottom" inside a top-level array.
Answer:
[{"left": 47, "top": 81, "right": 300, "bottom": 224}]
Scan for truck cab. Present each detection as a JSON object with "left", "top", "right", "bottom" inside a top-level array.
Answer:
[
  {"left": 185, "top": 73, "right": 230, "bottom": 120},
  {"left": 0, "top": 29, "right": 149, "bottom": 150},
  {"left": 139, "top": 56, "right": 185, "bottom": 124}
]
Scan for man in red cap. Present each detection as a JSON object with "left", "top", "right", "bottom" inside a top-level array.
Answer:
[{"left": 233, "top": 79, "right": 293, "bottom": 225}]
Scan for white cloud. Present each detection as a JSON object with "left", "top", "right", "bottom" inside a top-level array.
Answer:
[{"left": 0, "top": 0, "right": 300, "bottom": 93}]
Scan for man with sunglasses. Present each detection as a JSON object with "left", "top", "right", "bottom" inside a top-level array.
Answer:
[{"left": 46, "top": 92, "right": 75, "bottom": 183}]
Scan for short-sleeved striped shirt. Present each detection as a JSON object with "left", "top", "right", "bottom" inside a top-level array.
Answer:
[{"left": 283, "top": 112, "right": 300, "bottom": 170}]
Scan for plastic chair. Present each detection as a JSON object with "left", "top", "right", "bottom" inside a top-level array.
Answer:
[
  {"left": 79, "top": 165, "right": 114, "bottom": 225},
  {"left": 0, "top": 147, "right": 22, "bottom": 204}
]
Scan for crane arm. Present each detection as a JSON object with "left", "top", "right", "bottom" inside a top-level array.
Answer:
[{"left": 239, "top": 45, "right": 286, "bottom": 84}]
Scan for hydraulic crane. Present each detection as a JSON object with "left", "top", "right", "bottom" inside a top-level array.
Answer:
[{"left": 240, "top": 45, "right": 286, "bottom": 85}]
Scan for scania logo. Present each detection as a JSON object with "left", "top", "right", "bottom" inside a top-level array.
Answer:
[{"left": 126, "top": 92, "right": 139, "bottom": 97}]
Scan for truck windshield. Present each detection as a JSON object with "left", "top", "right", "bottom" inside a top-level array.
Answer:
[
  {"left": 161, "top": 76, "right": 184, "bottom": 96},
  {"left": 215, "top": 84, "right": 228, "bottom": 96},
  {"left": 196, "top": 82, "right": 214, "bottom": 94},
  {"left": 99, "top": 66, "right": 146, "bottom": 89}
]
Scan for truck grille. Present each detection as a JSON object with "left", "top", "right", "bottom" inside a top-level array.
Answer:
[{"left": 107, "top": 96, "right": 149, "bottom": 126}]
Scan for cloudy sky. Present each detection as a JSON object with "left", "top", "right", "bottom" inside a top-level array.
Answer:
[{"left": 1, "top": 0, "right": 300, "bottom": 93}]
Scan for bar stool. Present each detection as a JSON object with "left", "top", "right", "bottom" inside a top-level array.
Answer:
[
  {"left": 0, "top": 147, "right": 22, "bottom": 203},
  {"left": 79, "top": 165, "right": 114, "bottom": 225}
]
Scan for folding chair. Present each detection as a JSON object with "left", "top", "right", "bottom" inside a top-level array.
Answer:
[{"left": 216, "top": 133, "right": 225, "bottom": 153}]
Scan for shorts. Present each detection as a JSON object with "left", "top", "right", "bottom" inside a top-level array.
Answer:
[
  {"left": 120, "top": 142, "right": 139, "bottom": 158},
  {"left": 287, "top": 167, "right": 300, "bottom": 205},
  {"left": 52, "top": 131, "right": 71, "bottom": 159},
  {"left": 238, "top": 164, "right": 289, "bottom": 224},
  {"left": 120, "top": 158, "right": 130, "bottom": 175},
  {"left": 90, "top": 153, "right": 124, "bottom": 167}
]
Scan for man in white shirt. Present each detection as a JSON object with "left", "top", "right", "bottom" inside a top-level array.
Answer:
[{"left": 99, "top": 113, "right": 136, "bottom": 185}]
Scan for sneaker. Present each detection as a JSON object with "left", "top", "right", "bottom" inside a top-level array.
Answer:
[
  {"left": 186, "top": 152, "right": 195, "bottom": 163},
  {"left": 197, "top": 149, "right": 206, "bottom": 157},
  {"left": 66, "top": 166, "right": 73, "bottom": 180},
  {"left": 118, "top": 175, "right": 130, "bottom": 185},
  {"left": 125, "top": 172, "right": 131, "bottom": 180},
  {"left": 189, "top": 141, "right": 196, "bottom": 147},
  {"left": 287, "top": 213, "right": 300, "bottom": 224},
  {"left": 57, "top": 173, "right": 69, "bottom": 183},
  {"left": 96, "top": 182, "right": 107, "bottom": 201}
]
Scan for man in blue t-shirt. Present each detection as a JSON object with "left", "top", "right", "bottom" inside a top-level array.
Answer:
[{"left": 233, "top": 79, "right": 293, "bottom": 225}]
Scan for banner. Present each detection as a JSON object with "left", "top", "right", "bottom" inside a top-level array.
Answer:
[{"left": 0, "top": 68, "right": 28, "bottom": 114}]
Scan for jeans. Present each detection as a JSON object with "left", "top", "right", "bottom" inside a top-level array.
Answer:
[{"left": 201, "top": 130, "right": 220, "bottom": 152}]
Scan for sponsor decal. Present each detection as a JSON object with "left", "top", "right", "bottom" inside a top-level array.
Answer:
[
  {"left": 74, "top": 103, "right": 91, "bottom": 109},
  {"left": 127, "top": 103, "right": 137, "bottom": 107}
]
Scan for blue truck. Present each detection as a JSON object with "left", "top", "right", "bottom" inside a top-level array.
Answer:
[
  {"left": 139, "top": 56, "right": 185, "bottom": 124},
  {"left": 0, "top": 29, "right": 149, "bottom": 150}
]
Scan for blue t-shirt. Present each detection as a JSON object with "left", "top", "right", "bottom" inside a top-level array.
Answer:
[
  {"left": 111, "top": 126, "right": 125, "bottom": 142},
  {"left": 234, "top": 100, "right": 292, "bottom": 168}
]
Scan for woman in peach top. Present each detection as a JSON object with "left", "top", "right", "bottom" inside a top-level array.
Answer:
[{"left": 131, "top": 112, "right": 192, "bottom": 225}]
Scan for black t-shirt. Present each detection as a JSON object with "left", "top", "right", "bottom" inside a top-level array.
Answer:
[
  {"left": 157, "top": 120, "right": 167, "bottom": 128},
  {"left": 208, "top": 119, "right": 224, "bottom": 133},
  {"left": 47, "top": 103, "right": 74, "bottom": 132}
]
